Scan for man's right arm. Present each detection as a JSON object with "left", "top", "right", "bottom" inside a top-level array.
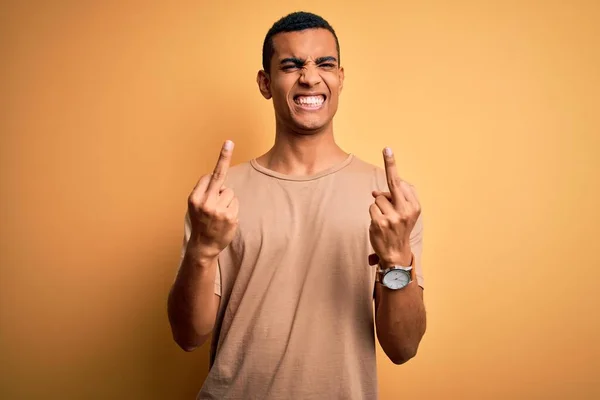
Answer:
[
  {"left": 167, "top": 140, "right": 238, "bottom": 352},
  {"left": 167, "top": 237, "right": 220, "bottom": 352}
]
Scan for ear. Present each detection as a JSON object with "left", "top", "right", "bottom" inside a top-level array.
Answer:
[
  {"left": 338, "top": 66, "right": 345, "bottom": 94},
  {"left": 257, "top": 70, "right": 272, "bottom": 99}
]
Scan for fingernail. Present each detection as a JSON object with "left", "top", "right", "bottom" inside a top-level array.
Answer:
[
  {"left": 223, "top": 140, "right": 234, "bottom": 151},
  {"left": 384, "top": 147, "right": 393, "bottom": 157}
]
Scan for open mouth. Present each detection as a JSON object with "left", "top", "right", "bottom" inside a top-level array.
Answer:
[{"left": 293, "top": 94, "right": 326, "bottom": 109}]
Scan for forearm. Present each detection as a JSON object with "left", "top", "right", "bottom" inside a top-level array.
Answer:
[
  {"left": 375, "top": 278, "right": 426, "bottom": 364},
  {"left": 168, "top": 238, "right": 220, "bottom": 351}
]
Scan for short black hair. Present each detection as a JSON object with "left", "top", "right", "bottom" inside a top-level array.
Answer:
[{"left": 262, "top": 11, "right": 340, "bottom": 73}]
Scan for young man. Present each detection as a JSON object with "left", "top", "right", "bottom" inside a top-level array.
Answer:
[{"left": 168, "top": 11, "right": 426, "bottom": 399}]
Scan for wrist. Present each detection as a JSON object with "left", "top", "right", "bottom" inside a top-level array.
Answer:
[
  {"left": 380, "top": 248, "right": 412, "bottom": 268},
  {"left": 187, "top": 234, "right": 220, "bottom": 267}
]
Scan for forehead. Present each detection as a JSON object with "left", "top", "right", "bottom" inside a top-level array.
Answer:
[{"left": 271, "top": 28, "right": 338, "bottom": 60}]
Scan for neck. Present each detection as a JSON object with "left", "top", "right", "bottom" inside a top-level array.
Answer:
[{"left": 257, "top": 120, "right": 349, "bottom": 176}]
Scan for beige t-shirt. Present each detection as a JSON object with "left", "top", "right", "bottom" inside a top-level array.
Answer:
[{"left": 180, "top": 154, "right": 424, "bottom": 400}]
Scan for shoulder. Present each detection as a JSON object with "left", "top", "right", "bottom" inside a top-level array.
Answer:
[
  {"left": 345, "top": 155, "right": 388, "bottom": 191},
  {"left": 223, "top": 161, "right": 254, "bottom": 188},
  {"left": 345, "top": 155, "right": 384, "bottom": 178},
  {"left": 350, "top": 156, "right": 419, "bottom": 193}
]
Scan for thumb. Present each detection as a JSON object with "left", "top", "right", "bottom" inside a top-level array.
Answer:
[{"left": 372, "top": 190, "right": 392, "bottom": 199}]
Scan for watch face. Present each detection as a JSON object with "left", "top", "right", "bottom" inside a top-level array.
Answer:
[{"left": 382, "top": 269, "right": 410, "bottom": 289}]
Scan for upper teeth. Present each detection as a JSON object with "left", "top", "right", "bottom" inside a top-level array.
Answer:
[{"left": 296, "top": 96, "right": 324, "bottom": 105}]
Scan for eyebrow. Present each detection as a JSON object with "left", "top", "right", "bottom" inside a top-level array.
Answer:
[{"left": 279, "top": 56, "right": 338, "bottom": 65}]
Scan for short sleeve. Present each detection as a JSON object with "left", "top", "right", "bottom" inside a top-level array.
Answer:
[
  {"left": 178, "top": 211, "right": 222, "bottom": 296},
  {"left": 410, "top": 214, "right": 425, "bottom": 289},
  {"left": 214, "top": 260, "right": 222, "bottom": 296}
]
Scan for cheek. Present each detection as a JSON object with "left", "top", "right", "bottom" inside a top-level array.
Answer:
[
  {"left": 271, "top": 83, "right": 293, "bottom": 104},
  {"left": 325, "top": 76, "right": 342, "bottom": 96},
  {"left": 273, "top": 91, "right": 290, "bottom": 109},
  {"left": 270, "top": 87, "right": 293, "bottom": 115}
]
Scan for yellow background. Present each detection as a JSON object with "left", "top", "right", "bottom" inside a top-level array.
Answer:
[{"left": 1, "top": 1, "right": 599, "bottom": 399}]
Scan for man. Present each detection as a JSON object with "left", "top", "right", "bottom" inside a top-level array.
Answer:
[{"left": 168, "top": 11, "right": 426, "bottom": 399}]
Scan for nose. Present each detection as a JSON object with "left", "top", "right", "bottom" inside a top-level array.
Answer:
[{"left": 298, "top": 64, "right": 321, "bottom": 87}]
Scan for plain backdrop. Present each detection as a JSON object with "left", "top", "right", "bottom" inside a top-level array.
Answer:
[{"left": 1, "top": 1, "right": 599, "bottom": 399}]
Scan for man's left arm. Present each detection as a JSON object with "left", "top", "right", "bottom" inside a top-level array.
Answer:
[
  {"left": 369, "top": 147, "right": 427, "bottom": 365},
  {"left": 373, "top": 220, "right": 426, "bottom": 365}
]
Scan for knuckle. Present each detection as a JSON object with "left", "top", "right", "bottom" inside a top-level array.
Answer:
[
  {"left": 406, "top": 202, "right": 418, "bottom": 214},
  {"left": 214, "top": 208, "right": 228, "bottom": 219},
  {"left": 196, "top": 174, "right": 211, "bottom": 187},
  {"left": 212, "top": 171, "right": 224, "bottom": 181},
  {"left": 188, "top": 193, "right": 202, "bottom": 208},
  {"left": 220, "top": 149, "right": 231, "bottom": 159},
  {"left": 187, "top": 195, "right": 196, "bottom": 206},
  {"left": 388, "top": 215, "right": 401, "bottom": 225},
  {"left": 389, "top": 176, "right": 402, "bottom": 188},
  {"left": 200, "top": 203, "right": 214, "bottom": 214}
]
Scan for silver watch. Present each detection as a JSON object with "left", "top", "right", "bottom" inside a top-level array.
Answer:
[{"left": 377, "top": 264, "right": 412, "bottom": 290}]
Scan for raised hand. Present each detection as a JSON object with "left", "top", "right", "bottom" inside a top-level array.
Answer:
[
  {"left": 368, "top": 147, "right": 421, "bottom": 267},
  {"left": 187, "top": 140, "right": 239, "bottom": 259}
]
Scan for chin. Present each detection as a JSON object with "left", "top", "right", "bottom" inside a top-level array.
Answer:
[
  {"left": 292, "top": 119, "right": 330, "bottom": 134},
  {"left": 291, "top": 111, "right": 334, "bottom": 132},
  {"left": 275, "top": 108, "right": 334, "bottom": 134}
]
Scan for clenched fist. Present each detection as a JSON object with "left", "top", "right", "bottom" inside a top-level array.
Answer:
[
  {"left": 187, "top": 140, "right": 239, "bottom": 259},
  {"left": 369, "top": 147, "right": 421, "bottom": 267}
]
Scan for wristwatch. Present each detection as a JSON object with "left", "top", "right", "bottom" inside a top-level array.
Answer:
[{"left": 377, "top": 262, "right": 413, "bottom": 290}]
